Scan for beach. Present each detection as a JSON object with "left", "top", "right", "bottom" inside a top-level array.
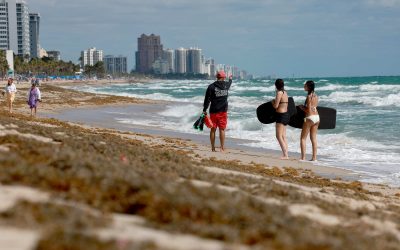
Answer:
[{"left": 1, "top": 79, "right": 400, "bottom": 250}]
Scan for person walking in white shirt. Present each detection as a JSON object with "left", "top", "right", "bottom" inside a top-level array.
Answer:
[{"left": 4, "top": 78, "right": 17, "bottom": 113}]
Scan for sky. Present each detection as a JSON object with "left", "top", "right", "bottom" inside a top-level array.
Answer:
[{"left": 31, "top": 0, "right": 400, "bottom": 77}]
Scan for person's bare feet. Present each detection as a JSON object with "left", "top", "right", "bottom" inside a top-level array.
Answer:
[
  {"left": 220, "top": 147, "right": 226, "bottom": 153},
  {"left": 281, "top": 156, "right": 289, "bottom": 160},
  {"left": 211, "top": 147, "right": 216, "bottom": 152}
]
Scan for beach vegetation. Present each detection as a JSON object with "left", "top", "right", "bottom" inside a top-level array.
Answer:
[{"left": 13, "top": 55, "right": 80, "bottom": 77}]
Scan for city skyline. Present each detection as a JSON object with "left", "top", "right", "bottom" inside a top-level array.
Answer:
[{"left": 31, "top": 0, "right": 400, "bottom": 77}]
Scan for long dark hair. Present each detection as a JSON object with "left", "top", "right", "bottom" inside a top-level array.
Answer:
[
  {"left": 305, "top": 80, "right": 315, "bottom": 95},
  {"left": 275, "top": 78, "right": 284, "bottom": 91}
]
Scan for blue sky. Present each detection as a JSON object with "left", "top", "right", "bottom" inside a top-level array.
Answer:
[{"left": 32, "top": 0, "right": 400, "bottom": 77}]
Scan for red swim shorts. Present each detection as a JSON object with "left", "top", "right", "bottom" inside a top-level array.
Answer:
[{"left": 210, "top": 112, "right": 228, "bottom": 129}]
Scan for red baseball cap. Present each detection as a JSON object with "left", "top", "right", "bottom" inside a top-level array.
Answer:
[{"left": 216, "top": 70, "right": 226, "bottom": 79}]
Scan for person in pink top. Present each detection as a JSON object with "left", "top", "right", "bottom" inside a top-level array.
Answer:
[{"left": 27, "top": 82, "right": 41, "bottom": 117}]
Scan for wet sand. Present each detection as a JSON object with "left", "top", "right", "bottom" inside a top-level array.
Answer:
[
  {"left": 1, "top": 80, "right": 400, "bottom": 250},
  {"left": 46, "top": 102, "right": 358, "bottom": 181}
]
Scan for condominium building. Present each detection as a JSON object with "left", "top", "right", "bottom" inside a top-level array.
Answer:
[
  {"left": 135, "top": 34, "right": 163, "bottom": 73},
  {"left": 0, "top": 0, "right": 31, "bottom": 57},
  {"left": 204, "top": 58, "right": 215, "bottom": 77},
  {"left": 16, "top": 0, "right": 30, "bottom": 57},
  {"left": 104, "top": 55, "right": 127, "bottom": 75},
  {"left": 29, "top": 13, "right": 40, "bottom": 58},
  {"left": 186, "top": 48, "right": 202, "bottom": 74},
  {"left": 162, "top": 49, "right": 175, "bottom": 73},
  {"left": 174, "top": 47, "right": 186, "bottom": 74},
  {"left": 47, "top": 50, "right": 61, "bottom": 61},
  {"left": 81, "top": 47, "right": 103, "bottom": 68}
]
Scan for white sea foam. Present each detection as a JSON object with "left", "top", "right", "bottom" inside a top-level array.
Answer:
[
  {"left": 359, "top": 84, "right": 400, "bottom": 92},
  {"left": 232, "top": 86, "right": 275, "bottom": 93},
  {"left": 321, "top": 91, "right": 400, "bottom": 107},
  {"left": 159, "top": 104, "right": 199, "bottom": 119}
]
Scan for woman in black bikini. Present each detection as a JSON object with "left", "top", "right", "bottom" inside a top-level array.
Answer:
[{"left": 272, "top": 79, "right": 289, "bottom": 159}]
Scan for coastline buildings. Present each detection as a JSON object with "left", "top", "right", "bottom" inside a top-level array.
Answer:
[
  {"left": 0, "top": 0, "right": 31, "bottom": 58},
  {"left": 81, "top": 47, "right": 103, "bottom": 68},
  {"left": 134, "top": 34, "right": 250, "bottom": 79},
  {"left": 29, "top": 13, "right": 40, "bottom": 58},
  {"left": 136, "top": 34, "right": 163, "bottom": 73},
  {"left": 104, "top": 55, "right": 127, "bottom": 75}
]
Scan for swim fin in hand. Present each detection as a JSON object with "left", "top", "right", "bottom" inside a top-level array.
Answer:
[
  {"left": 198, "top": 116, "right": 205, "bottom": 131},
  {"left": 193, "top": 114, "right": 205, "bottom": 130}
]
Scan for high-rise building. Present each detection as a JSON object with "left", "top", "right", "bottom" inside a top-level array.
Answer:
[
  {"left": 81, "top": 47, "right": 103, "bottom": 68},
  {"left": 204, "top": 58, "right": 215, "bottom": 77},
  {"left": 47, "top": 50, "right": 61, "bottom": 61},
  {"left": 209, "top": 58, "right": 216, "bottom": 77},
  {"left": 104, "top": 55, "right": 128, "bottom": 75},
  {"left": 29, "top": 13, "right": 40, "bottom": 58},
  {"left": 135, "top": 34, "right": 163, "bottom": 73},
  {"left": 186, "top": 48, "right": 202, "bottom": 74},
  {"left": 174, "top": 48, "right": 187, "bottom": 74},
  {"left": 0, "top": 0, "right": 31, "bottom": 57},
  {"left": 162, "top": 49, "right": 175, "bottom": 73}
]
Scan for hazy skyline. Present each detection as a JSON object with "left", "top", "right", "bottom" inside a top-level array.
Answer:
[{"left": 32, "top": 0, "right": 400, "bottom": 77}]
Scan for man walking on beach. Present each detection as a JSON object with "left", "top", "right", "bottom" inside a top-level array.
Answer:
[{"left": 203, "top": 70, "right": 233, "bottom": 152}]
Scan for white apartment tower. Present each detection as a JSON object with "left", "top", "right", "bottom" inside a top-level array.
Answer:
[
  {"left": 186, "top": 48, "right": 202, "bottom": 74},
  {"left": 29, "top": 13, "right": 40, "bottom": 58},
  {"left": 0, "top": 0, "right": 31, "bottom": 57},
  {"left": 174, "top": 48, "right": 187, "bottom": 74},
  {"left": 162, "top": 49, "right": 175, "bottom": 73},
  {"left": 81, "top": 47, "right": 103, "bottom": 68}
]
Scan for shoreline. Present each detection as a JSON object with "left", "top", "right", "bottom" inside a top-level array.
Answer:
[
  {"left": 1, "top": 79, "right": 400, "bottom": 249},
  {"left": 6, "top": 78, "right": 395, "bottom": 185},
  {"left": 44, "top": 102, "right": 358, "bottom": 182}
]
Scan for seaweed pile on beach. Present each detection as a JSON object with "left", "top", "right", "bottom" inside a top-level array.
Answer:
[{"left": 1, "top": 83, "right": 400, "bottom": 249}]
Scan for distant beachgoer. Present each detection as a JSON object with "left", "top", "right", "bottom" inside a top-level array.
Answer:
[
  {"left": 299, "top": 80, "right": 319, "bottom": 161},
  {"left": 271, "top": 79, "right": 289, "bottom": 159},
  {"left": 27, "top": 82, "right": 41, "bottom": 117},
  {"left": 4, "top": 78, "right": 17, "bottom": 113},
  {"left": 203, "top": 70, "right": 233, "bottom": 152}
]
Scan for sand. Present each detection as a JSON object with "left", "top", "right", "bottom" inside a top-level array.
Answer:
[{"left": 0, "top": 79, "right": 400, "bottom": 250}]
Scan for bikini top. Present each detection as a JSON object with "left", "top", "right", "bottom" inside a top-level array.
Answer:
[
  {"left": 304, "top": 93, "right": 317, "bottom": 111},
  {"left": 278, "top": 90, "right": 288, "bottom": 105}
]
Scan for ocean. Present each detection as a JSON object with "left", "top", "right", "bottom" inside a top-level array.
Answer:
[{"left": 72, "top": 76, "right": 400, "bottom": 186}]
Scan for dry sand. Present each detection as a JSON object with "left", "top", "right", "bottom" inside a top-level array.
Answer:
[{"left": 0, "top": 79, "right": 400, "bottom": 250}]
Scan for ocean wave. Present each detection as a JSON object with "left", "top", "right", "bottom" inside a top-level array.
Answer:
[
  {"left": 232, "top": 86, "right": 276, "bottom": 93},
  {"left": 158, "top": 104, "right": 199, "bottom": 119},
  {"left": 322, "top": 92, "right": 400, "bottom": 107},
  {"left": 359, "top": 84, "right": 400, "bottom": 92}
]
